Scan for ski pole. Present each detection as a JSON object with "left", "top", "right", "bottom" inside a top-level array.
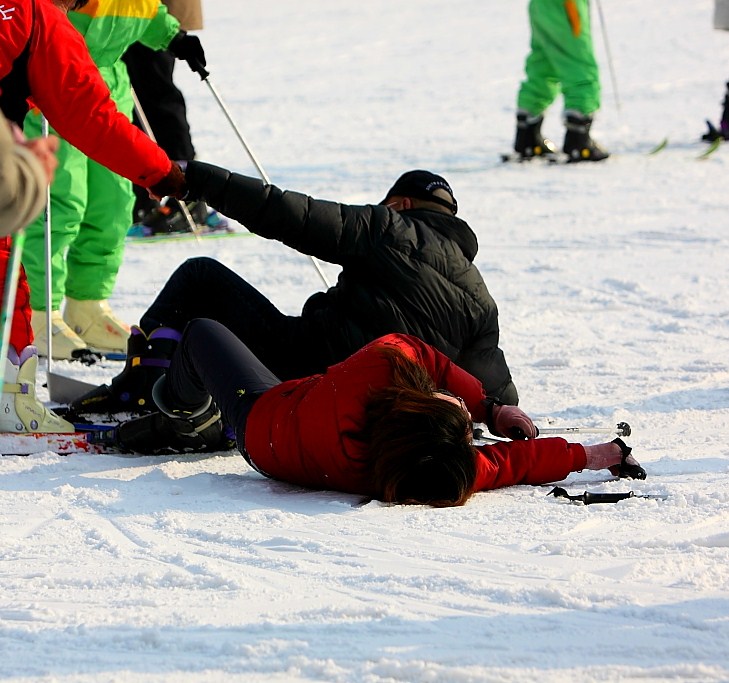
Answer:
[
  {"left": 202, "top": 79, "right": 269, "bottom": 185},
  {"left": 42, "top": 117, "right": 54, "bottom": 372},
  {"left": 131, "top": 88, "right": 201, "bottom": 242},
  {"left": 0, "top": 232, "right": 26, "bottom": 396},
  {"left": 594, "top": 0, "right": 621, "bottom": 113},
  {"left": 535, "top": 421, "right": 631, "bottom": 437},
  {"left": 188, "top": 60, "right": 331, "bottom": 288},
  {"left": 547, "top": 486, "right": 666, "bottom": 505},
  {"left": 472, "top": 421, "right": 630, "bottom": 443}
]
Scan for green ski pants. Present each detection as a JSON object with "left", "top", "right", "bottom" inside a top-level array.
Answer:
[
  {"left": 517, "top": 0, "right": 601, "bottom": 116},
  {"left": 21, "top": 64, "right": 134, "bottom": 311}
]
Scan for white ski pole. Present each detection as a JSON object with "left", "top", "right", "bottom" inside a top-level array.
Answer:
[
  {"left": 42, "top": 116, "right": 53, "bottom": 371},
  {"left": 535, "top": 421, "right": 631, "bottom": 437},
  {"left": 0, "top": 232, "right": 26, "bottom": 396},
  {"left": 473, "top": 421, "right": 631, "bottom": 443},
  {"left": 594, "top": 0, "right": 621, "bottom": 113},
  {"left": 131, "top": 88, "right": 201, "bottom": 241},
  {"left": 39, "top": 117, "right": 102, "bottom": 404},
  {"left": 188, "top": 60, "right": 331, "bottom": 288}
]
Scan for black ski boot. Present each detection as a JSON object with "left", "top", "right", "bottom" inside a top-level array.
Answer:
[
  {"left": 514, "top": 110, "right": 557, "bottom": 159},
  {"left": 139, "top": 199, "right": 209, "bottom": 235},
  {"left": 608, "top": 437, "right": 646, "bottom": 480},
  {"left": 562, "top": 110, "right": 610, "bottom": 162},
  {"left": 69, "top": 326, "right": 181, "bottom": 416},
  {"left": 702, "top": 82, "right": 729, "bottom": 142},
  {"left": 115, "top": 378, "right": 229, "bottom": 454}
]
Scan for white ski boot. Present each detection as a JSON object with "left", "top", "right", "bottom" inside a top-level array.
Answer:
[
  {"left": 64, "top": 298, "right": 130, "bottom": 355},
  {"left": 31, "top": 309, "right": 88, "bottom": 360},
  {"left": 0, "top": 346, "right": 74, "bottom": 433}
]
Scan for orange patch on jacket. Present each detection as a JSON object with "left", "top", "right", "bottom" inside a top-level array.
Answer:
[{"left": 564, "top": 0, "right": 581, "bottom": 37}]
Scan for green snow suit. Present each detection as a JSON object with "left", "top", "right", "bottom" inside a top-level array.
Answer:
[
  {"left": 517, "top": 0, "right": 601, "bottom": 116},
  {"left": 22, "top": 0, "right": 179, "bottom": 311}
]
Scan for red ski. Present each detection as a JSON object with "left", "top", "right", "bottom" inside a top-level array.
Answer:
[{"left": 0, "top": 427, "right": 117, "bottom": 456}]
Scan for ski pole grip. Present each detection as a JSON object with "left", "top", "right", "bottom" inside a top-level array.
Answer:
[
  {"left": 616, "top": 421, "right": 631, "bottom": 436},
  {"left": 191, "top": 58, "right": 210, "bottom": 81},
  {"left": 582, "top": 491, "right": 634, "bottom": 505}
]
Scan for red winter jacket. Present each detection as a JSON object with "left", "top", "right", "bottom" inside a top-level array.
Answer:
[
  {"left": 0, "top": 0, "right": 171, "bottom": 187},
  {"left": 245, "top": 333, "right": 587, "bottom": 498}
]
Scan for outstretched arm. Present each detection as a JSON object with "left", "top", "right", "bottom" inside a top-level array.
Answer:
[
  {"left": 474, "top": 438, "right": 587, "bottom": 491},
  {"left": 185, "top": 160, "right": 391, "bottom": 264}
]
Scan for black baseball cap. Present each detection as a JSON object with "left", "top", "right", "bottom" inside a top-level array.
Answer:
[{"left": 380, "top": 170, "right": 458, "bottom": 215}]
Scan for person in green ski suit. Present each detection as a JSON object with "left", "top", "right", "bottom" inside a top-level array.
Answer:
[
  {"left": 512, "top": 0, "right": 609, "bottom": 162},
  {"left": 21, "top": 0, "right": 205, "bottom": 358}
]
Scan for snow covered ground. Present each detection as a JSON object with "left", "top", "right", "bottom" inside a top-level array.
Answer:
[{"left": 2, "top": 1, "right": 729, "bottom": 681}]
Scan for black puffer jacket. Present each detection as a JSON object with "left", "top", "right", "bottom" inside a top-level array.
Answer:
[{"left": 186, "top": 162, "right": 517, "bottom": 403}]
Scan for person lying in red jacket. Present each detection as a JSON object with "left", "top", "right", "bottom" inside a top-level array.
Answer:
[{"left": 116, "top": 325, "right": 646, "bottom": 507}]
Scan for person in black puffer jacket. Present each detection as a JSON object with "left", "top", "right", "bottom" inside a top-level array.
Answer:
[{"left": 70, "top": 167, "right": 519, "bottom": 416}]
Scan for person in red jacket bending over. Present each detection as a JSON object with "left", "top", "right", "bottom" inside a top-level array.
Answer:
[
  {"left": 116, "top": 325, "right": 646, "bottom": 506},
  {"left": 0, "top": 0, "right": 186, "bottom": 434}
]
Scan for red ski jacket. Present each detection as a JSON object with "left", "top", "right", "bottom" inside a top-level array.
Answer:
[
  {"left": 0, "top": 0, "right": 171, "bottom": 187},
  {"left": 245, "top": 333, "right": 587, "bottom": 497}
]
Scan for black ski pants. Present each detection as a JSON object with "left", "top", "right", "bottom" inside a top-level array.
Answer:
[
  {"left": 165, "top": 318, "right": 281, "bottom": 453},
  {"left": 140, "top": 257, "right": 333, "bottom": 380},
  {"left": 124, "top": 42, "right": 196, "bottom": 217},
  {"left": 123, "top": 43, "right": 195, "bottom": 161}
]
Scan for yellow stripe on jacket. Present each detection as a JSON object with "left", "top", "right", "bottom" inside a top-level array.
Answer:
[{"left": 76, "top": 0, "right": 161, "bottom": 20}]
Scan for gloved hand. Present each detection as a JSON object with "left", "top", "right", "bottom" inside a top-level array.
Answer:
[
  {"left": 491, "top": 404, "right": 537, "bottom": 440},
  {"left": 149, "top": 162, "right": 187, "bottom": 200},
  {"left": 584, "top": 439, "right": 646, "bottom": 479},
  {"left": 168, "top": 31, "right": 206, "bottom": 73}
]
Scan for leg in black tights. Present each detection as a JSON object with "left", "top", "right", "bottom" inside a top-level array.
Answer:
[
  {"left": 123, "top": 43, "right": 195, "bottom": 160},
  {"left": 140, "top": 257, "right": 329, "bottom": 379},
  {"left": 164, "top": 318, "right": 281, "bottom": 444}
]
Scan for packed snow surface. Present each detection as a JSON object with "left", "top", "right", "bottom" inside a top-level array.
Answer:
[{"left": 2, "top": 1, "right": 728, "bottom": 681}]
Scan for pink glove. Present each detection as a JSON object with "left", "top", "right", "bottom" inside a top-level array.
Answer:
[{"left": 491, "top": 405, "right": 537, "bottom": 440}]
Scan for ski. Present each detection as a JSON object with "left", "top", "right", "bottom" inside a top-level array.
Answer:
[
  {"left": 647, "top": 137, "right": 668, "bottom": 154},
  {"left": 646, "top": 137, "right": 722, "bottom": 159},
  {"left": 502, "top": 139, "right": 720, "bottom": 162},
  {"left": 0, "top": 425, "right": 118, "bottom": 456},
  {"left": 500, "top": 152, "right": 566, "bottom": 165},
  {"left": 698, "top": 137, "right": 722, "bottom": 159},
  {"left": 126, "top": 226, "right": 249, "bottom": 244}
]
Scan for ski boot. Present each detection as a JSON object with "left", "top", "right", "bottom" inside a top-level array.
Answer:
[
  {"left": 0, "top": 346, "right": 75, "bottom": 433},
  {"left": 608, "top": 437, "right": 646, "bottom": 480},
  {"left": 132, "top": 184, "right": 161, "bottom": 224},
  {"left": 132, "top": 199, "right": 228, "bottom": 236},
  {"left": 562, "top": 110, "right": 610, "bottom": 162},
  {"left": 116, "top": 377, "right": 229, "bottom": 454},
  {"left": 31, "top": 309, "right": 90, "bottom": 361},
  {"left": 514, "top": 110, "right": 557, "bottom": 159},
  {"left": 64, "top": 299, "right": 130, "bottom": 355},
  {"left": 702, "top": 82, "right": 729, "bottom": 142},
  {"left": 69, "top": 326, "right": 181, "bottom": 416}
]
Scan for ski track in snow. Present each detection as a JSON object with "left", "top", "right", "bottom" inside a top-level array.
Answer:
[{"left": 2, "top": 1, "right": 729, "bottom": 681}]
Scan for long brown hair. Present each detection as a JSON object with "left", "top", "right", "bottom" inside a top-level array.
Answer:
[{"left": 357, "top": 348, "right": 476, "bottom": 507}]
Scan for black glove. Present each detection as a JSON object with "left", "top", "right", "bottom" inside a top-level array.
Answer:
[{"left": 168, "top": 31, "right": 206, "bottom": 73}]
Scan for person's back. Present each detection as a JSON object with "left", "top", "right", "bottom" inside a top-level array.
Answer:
[{"left": 298, "top": 202, "right": 514, "bottom": 403}]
